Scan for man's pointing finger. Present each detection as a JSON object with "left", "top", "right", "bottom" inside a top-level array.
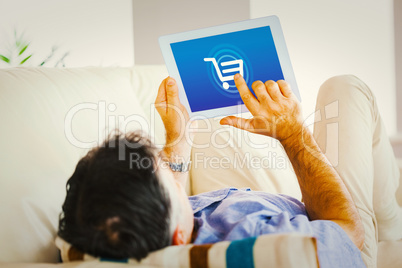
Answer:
[{"left": 234, "top": 74, "right": 259, "bottom": 114}]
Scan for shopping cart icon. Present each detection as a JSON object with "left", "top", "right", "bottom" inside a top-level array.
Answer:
[{"left": 204, "top": 57, "right": 244, "bottom": 90}]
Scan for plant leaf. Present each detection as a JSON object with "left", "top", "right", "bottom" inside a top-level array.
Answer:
[
  {"left": 19, "top": 43, "right": 29, "bottom": 56},
  {"left": 20, "top": 54, "right": 32, "bottom": 65},
  {"left": 14, "top": 29, "right": 18, "bottom": 45},
  {"left": 0, "top": 54, "right": 10, "bottom": 63},
  {"left": 15, "top": 30, "right": 23, "bottom": 47}
]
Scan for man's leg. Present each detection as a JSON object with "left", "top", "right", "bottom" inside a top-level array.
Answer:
[{"left": 313, "top": 75, "right": 401, "bottom": 268}]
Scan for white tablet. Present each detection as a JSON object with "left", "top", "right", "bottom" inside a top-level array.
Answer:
[{"left": 159, "top": 15, "right": 300, "bottom": 119}]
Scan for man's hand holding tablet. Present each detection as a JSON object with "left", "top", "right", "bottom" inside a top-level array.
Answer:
[
  {"left": 156, "top": 72, "right": 303, "bottom": 148},
  {"left": 159, "top": 16, "right": 301, "bottom": 119}
]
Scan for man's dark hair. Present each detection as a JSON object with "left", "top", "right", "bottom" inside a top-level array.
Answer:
[{"left": 58, "top": 132, "right": 172, "bottom": 261}]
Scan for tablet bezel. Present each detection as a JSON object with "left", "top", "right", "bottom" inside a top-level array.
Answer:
[{"left": 159, "top": 15, "right": 300, "bottom": 119}]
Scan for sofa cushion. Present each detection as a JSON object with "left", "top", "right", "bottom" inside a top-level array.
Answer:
[
  {"left": 190, "top": 117, "right": 302, "bottom": 199},
  {"left": 129, "top": 65, "right": 168, "bottom": 146},
  {"left": 0, "top": 67, "right": 149, "bottom": 262}
]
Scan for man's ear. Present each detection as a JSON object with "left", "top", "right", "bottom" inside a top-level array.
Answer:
[{"left": 172, "top": 225, "right": 186, "bottom": 245}]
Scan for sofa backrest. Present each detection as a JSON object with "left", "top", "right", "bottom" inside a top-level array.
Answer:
[{"left": 0, "top": 66, "right": 168, "bottom": 262}]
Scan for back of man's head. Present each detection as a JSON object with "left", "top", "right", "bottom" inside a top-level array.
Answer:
[{"left": 58, "top": 132, "right": 172, "bottom": 261}]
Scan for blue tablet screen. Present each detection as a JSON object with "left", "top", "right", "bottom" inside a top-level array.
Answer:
[{"left": 170, "top": 26, "right": 283, "bottom": 113}]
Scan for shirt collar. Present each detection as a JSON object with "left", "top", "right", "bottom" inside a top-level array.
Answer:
[{"left": 189, "top": 187, "right": 236, "bottom": 214}]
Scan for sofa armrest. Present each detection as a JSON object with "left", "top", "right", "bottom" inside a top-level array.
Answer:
[{"left": 396, "top": 158, "right": 402, "bottom": 206}]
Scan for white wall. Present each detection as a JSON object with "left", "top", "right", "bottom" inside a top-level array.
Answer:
[
  {"left": 133, "top": 0, "right": 249, "bottom": 64},
  {"left": 251, "top": 0, "right": 396, "bottom": 135},
  {"left": 396, "top": 0, "right": 402, "bottom": 133},
  {"left": 0, "top": 0, "right": 396, "bottom": 134},
  {"left": 0, "top": 0, "right": 134, "bottom": 68}
]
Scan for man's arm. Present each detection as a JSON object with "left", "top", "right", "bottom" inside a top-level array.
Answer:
[
  {"left": 155, "top": 77, "right": 195, "bottom": 188},
  {"left": 281, "top": 125, "right": 365, "bottom": 250},
  {"left": 220, "top": 74, "right": 364, "bottom": 249}
]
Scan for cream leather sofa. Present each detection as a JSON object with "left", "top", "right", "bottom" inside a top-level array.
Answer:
[{"left": 0, "top": 66, "right": 401, "bottom": 267}]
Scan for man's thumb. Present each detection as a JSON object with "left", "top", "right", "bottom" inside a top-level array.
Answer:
[
  {"left": 166, "top": 78, "right": 180, "bottom": 104},
  {"left": 220, "top": 117, "right": 232, "bottom": 126},
  {"left": 220, "top": 116, "right": 251, "bottom": 131}
]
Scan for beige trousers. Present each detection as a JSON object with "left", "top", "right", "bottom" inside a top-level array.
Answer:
[{"left": 313, "top": 75, "right": 402, "bottom": 268}]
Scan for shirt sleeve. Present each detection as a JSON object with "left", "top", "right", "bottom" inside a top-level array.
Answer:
[
  {"left": 249, "top": 212, "right": 365, "bottom": 267},
  {"left": 310, "top": 220, "right": 365, "bottom": 268}
]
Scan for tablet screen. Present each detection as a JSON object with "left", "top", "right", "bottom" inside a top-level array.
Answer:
[{"left": 170, "top": 26, "right": 283, "bottom": 113}]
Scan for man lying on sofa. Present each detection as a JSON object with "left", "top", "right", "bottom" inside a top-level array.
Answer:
[{"left": 58, "top": 74, "right": 402, "bottom": 268}]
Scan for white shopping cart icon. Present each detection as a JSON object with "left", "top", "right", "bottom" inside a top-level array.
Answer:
[{"left": 204, "top": 57, "right": 244, "bottom": 90}]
